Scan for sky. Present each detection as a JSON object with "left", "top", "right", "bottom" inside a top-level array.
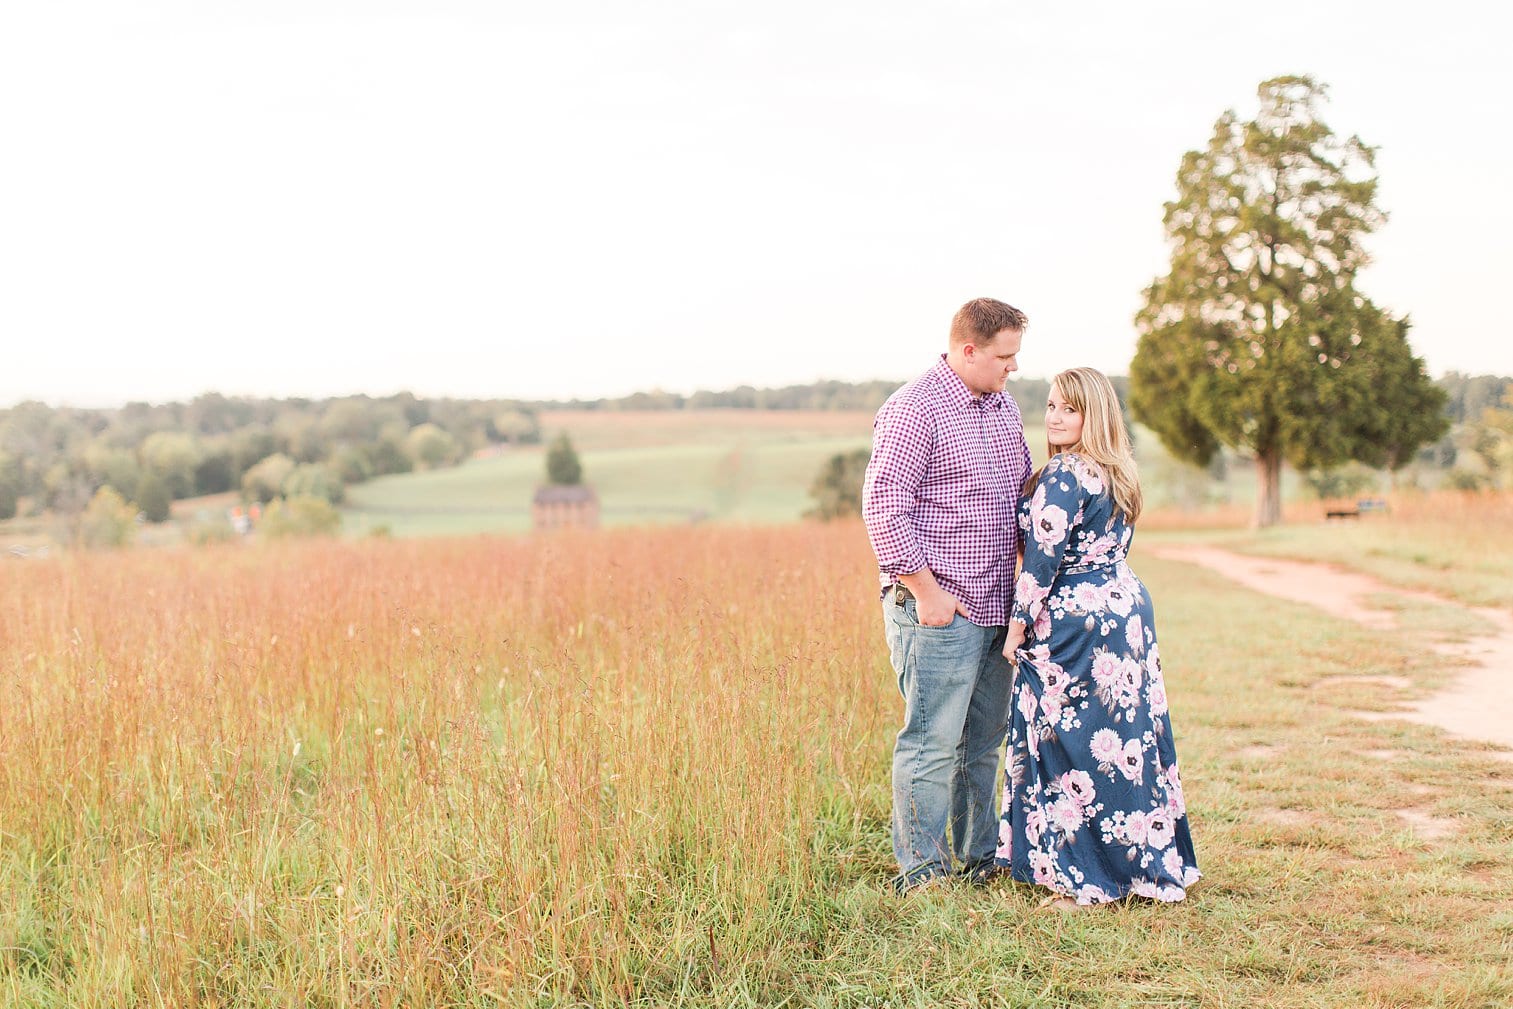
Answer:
[{"left": 3, "top": 1, "right": 1509, "bottom": 409}]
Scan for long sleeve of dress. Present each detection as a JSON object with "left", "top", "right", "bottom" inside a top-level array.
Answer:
[{"left": 1011, "top": 454, "right": 1086, "bottom": 638}]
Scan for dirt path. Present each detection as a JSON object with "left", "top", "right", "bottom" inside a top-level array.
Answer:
[{"left": 1146, "top": 544, "right": 1513, "bottom": 757}]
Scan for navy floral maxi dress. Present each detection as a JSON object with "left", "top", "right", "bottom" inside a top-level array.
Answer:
[{"left": 995, "top": 453, "right": 1200, "bottom": 904}]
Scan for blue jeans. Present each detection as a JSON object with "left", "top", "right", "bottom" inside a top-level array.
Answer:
[{"left": 882, "top": 594, "right": 1012, "bottom": 890}]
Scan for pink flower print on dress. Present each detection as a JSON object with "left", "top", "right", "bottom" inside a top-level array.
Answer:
[
  {"left": 1015, "top": 572, "right": 1050, "bottom": 613},
  {"left": 1089, "top": 728, "right": 1122, "bottom": 766},
  {"left": 1031, "top": 651, "right": 1066, "bottom": 685},
  {"left": 1032, "top": 502, "right": 1069, "bottom": 557},
  {"left": 1162, "top": 847, "right": 1186, "bottom": 879},
  {"left": 998, "top": 817, "right": 1014, "bottom": 859},
  {"left": 1018, "top": 684, "right": 1040, "bottom": 758},
  {"left": 1071, "top": 582, "right": 1105, "bottom": 614},
  {"left": 1077, "top": 883, "right": 1112, "bottom": 904},
  {"left": 1082, "top": 533, "right": 1116, "bottom": 564},
  {"left": 1024, "top": 806, "right": 1047, "bottom": 846},
  {"left": 1164, "top": 765, "right": 1186, "bottom": 817},
  {"left": 1146, "top": 808, "right": 1175, "bottom": 850},
  {"left": 1092, "top": 650, "right": 1121, "bottom": 694},
  {"left": 1041, "top": 686, "right": 1066, "bottom": 727},
  {"left": 1060, "top": 770, "right": 1096, "bottom": 808},
  {"left": 1117, "top": 738, "right": 1145, "bottom": 785},
  {"left": 1017, "top": 683, "right": 1039, "bottom": 725},
  {"left": 1125, "top": 614, "right": 1145, "bottom": 656},
  {"left": 1104, "top": 583, "right": 1135, "bottom": 617},
  {"left": 1050, "top": 797, "right": 1083, "bottom": 836},
  {"left": 1146, "top": 647, "right": 1164, "bottom": 683},
  {"left": 1028, "top": 849, "right": 1058, "bottom": 887},
  {"left": 1073, "top": 458, "right": 1105, "bottom": 495},
  {"left": 1122, "top": 809, "right": 1150, "bottom": 846},
  {"left": 1118, "top": 657, "right": 1144, "bottom": 705},
  {"left": 1148, "top": 678, "right": 1168, "bottom": 717}
]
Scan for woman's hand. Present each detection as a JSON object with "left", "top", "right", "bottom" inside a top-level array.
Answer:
[{"left": 1002, "top": 620, "right": 1027, "bottom": 660}]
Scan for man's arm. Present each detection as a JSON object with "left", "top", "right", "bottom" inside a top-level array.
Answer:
[{"left": 861, "top": 401, "right": 966, "bottom": 626}]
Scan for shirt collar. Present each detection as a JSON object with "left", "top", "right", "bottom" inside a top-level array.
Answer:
[{"left": 932, "top": 354, "right": 1008, "bottom": 411}]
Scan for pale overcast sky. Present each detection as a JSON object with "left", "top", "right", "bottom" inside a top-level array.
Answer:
[{"left": 3, "top": 1, "right": 1509, "bottom": 408}]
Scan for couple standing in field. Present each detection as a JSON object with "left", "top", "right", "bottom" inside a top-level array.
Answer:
[{"left": 862, "top": 298, "right": 1200, "bottom": 907}]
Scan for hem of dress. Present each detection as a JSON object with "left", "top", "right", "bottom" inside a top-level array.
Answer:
[{"left": 995, "top": 862, "right": 1203, "bottom": 906}]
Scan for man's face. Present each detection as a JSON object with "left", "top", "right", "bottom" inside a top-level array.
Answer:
[{"left": 960, "top": 327, "right": 1023, "bottom": 396}]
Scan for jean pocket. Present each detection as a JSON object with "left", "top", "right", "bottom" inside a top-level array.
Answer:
[{"left": 907, "top": 599, "right": 958, "bottom": 630}]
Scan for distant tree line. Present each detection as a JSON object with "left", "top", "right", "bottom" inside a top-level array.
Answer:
[
  {"left": 1, "top": 370, "right": 1503, "bottom": 529},
  {"left": 520, "top": 376, "right": 1115, "bottom": 426},
  {"left": 0, "top": 392, "right": 542, "bottom": 522},
  {"left": 521, "top": 379, "right": 909, "bottom": 413}
]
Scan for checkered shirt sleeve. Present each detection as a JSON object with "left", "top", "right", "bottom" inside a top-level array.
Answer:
[{"left": 861, "top": 398, "right": 931, "bottom": 576}]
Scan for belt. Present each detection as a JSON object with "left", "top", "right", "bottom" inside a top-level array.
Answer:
[
  {"left": 891, "top": 583, "right": 915, "bottom": 605},
  {"left": 1063, "top": 557, "right": 1126, "bottom": 575}
]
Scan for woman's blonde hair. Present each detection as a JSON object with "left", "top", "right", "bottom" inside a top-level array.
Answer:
[{"left": 1027, "top": 367, "right": 1143, "bottom": 524}]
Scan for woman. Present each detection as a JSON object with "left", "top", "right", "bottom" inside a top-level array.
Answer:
[{"left": 995, "top": 368, "right": 1199, "bottom": 908}]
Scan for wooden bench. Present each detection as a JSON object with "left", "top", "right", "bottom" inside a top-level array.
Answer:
[{"left": 1325, "top": 498, "right": 1388, "bottom": 521}]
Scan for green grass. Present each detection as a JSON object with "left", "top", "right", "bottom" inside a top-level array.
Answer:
[
  {"left": 342, "top": 435, "right": 877, "bottom": 537},
  {"left": 341, "top": 408, "right": 1064, "bottom": 539},
  {"left": 1141, "top": 501, "right": 1513, "bottom": 609},
  {"left": 338, "top": 410, "right": 1324, "bottom": 541},
  {"left": 2, "top": 527, "right": 1509, "bottom": 1006}
]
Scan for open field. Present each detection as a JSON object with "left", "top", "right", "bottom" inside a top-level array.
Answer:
[
  {"left": 339, "top": 403, "right": 1289, "bottom": 540},
  {"left": 1145, "top": 492, "right": 1513, "bottom": 609},
  {"left": 3, "top": 520, "right": 1510, "bottom": 1007},
  {"left": 345, "top": 409, "right": 946, "bottom": 537},
  {"left": 342, "top": 409, "right": 884, "bottom": 537}
]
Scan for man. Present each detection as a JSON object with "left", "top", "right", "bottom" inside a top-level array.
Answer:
[{"left": 862, "top": 297, "right": 1032, "bottom": 894}]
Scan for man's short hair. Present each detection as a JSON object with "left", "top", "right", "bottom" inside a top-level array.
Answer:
[{"left": 949, "top": 298, "right": 1029, "bottom": 347}]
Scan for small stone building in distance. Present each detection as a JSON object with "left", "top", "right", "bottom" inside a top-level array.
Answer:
[{"left": 531, "top": 484, "right": 600, "bottom": 530}]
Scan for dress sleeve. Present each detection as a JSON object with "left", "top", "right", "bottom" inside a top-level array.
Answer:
[
  {"left": 861, "top": 399, "right": 932, "bottom": 576},
  {"left": 1011, "top": 453, "right": 1086, "bottom": 634}
]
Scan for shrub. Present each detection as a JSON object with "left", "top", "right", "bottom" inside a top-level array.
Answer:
[
  {"left": 241, "top": 453, "right": 296, "bottom": 504},
  {"left": 405, "top": 423, "right": 460, "bottom": 470},
  {"left": 1303, "top": 462, "right": 1380, "bottom": 501},
  {"left": 330, "top": 446, "right": 375, "bottom": 485},
  {"left": 193, "top": 444, "right": 238, "bottom": 495},
  {"left": 1442, "top": 467, "right": 1493, "bottom": 492},
  {"left": 79, "top": 486, "right": 137, "bottom": 549},
  {"left": 0, "top": 453, "right": 19, "bottom": 521},
  {"left": 282, "top": 463, "right": 345, "bottom": 505},
  {"left": 546, "top": 433, "right": 583, "bottom": 485},
  {"left": 135, "top": 471, "right": 173, "bottom": 523},
  {"left": 260, "top": 495, "right": 341, "bottom": 540},
  {"left": 140, "top": 431, "right": 201, "bottom": 498},
  {"left": 806, "top": 448, "right": 870, "bottom": 520}
]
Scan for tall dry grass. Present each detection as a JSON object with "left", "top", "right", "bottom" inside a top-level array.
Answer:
[
  {"left": 4, "top": 517, "right": 1510, "bottom": 1007},
  {"left": 1, "top": 526, "right": 889, "bottom": 1004}
]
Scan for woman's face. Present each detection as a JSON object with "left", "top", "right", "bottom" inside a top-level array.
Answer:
[{"left": 1045, "top": 384, "right": 1084, "bottom": 449}]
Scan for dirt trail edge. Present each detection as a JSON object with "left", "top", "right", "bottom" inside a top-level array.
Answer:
[{"left": 1145, "top": 544, "right": 1513, "bottom": 757}]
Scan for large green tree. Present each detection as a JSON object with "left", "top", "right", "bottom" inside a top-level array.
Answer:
[{"left": 1131, "top": 76, "right": 1444, "bottom": 526}]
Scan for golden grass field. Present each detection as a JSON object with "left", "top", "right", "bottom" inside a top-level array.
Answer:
[{"left": 3, "top": 502, "right": 1511, "bottom": 1007}]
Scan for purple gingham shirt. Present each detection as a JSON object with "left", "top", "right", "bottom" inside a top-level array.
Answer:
[{"left": 861, "top": 355, "right": 1032, "bottom": 626}]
